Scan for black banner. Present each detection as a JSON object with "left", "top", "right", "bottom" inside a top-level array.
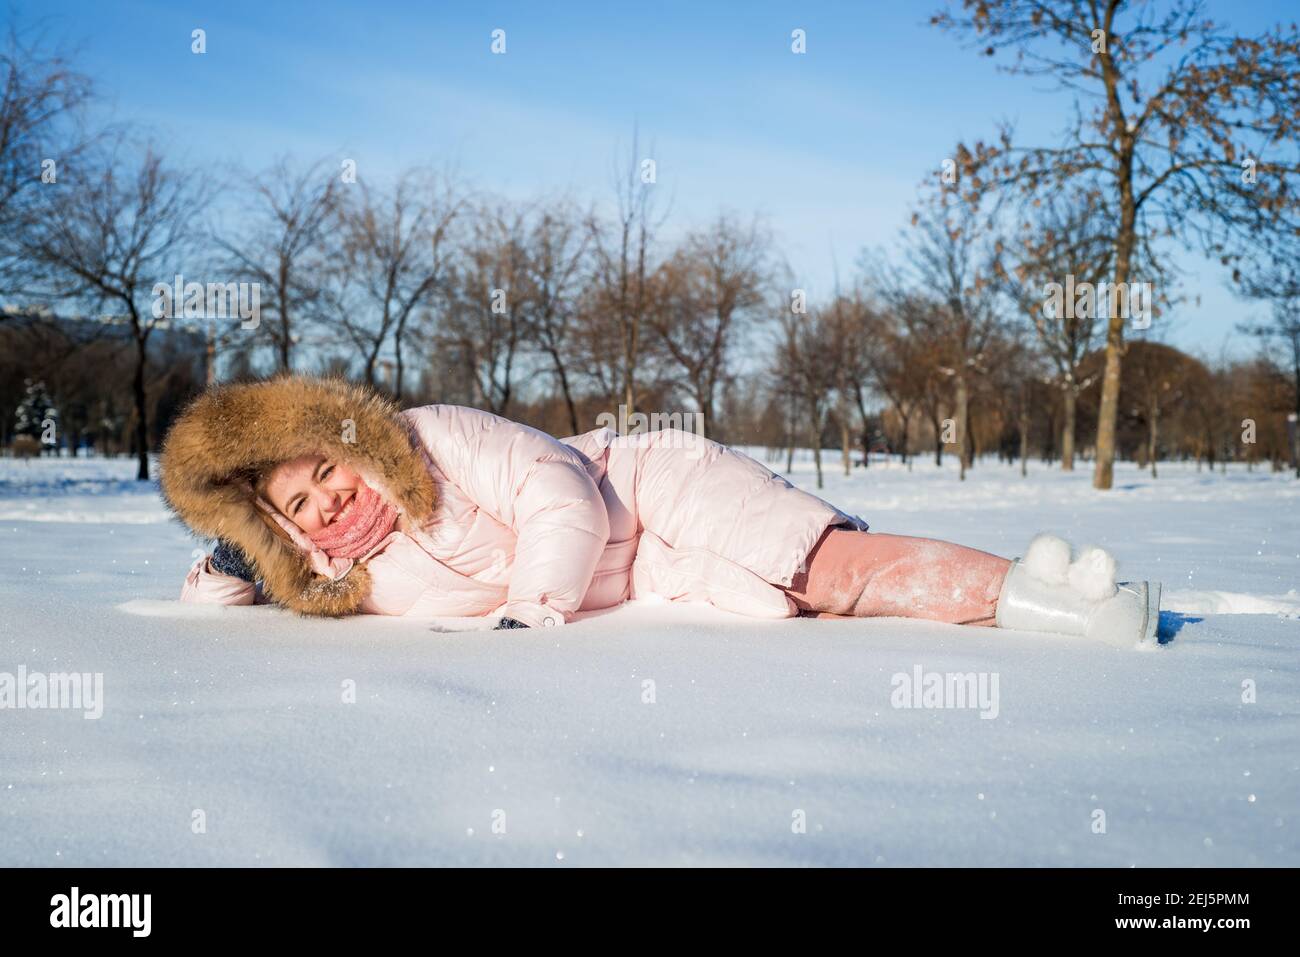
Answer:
[{"left": 0, "top": 866, "right": 1284, "bottom": 943}]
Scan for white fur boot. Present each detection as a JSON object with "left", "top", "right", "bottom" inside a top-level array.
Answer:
[{"left": 996, "top": 534, "right": 1161, "bottom": 648}]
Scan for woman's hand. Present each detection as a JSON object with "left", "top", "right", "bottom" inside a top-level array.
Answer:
[{"left": 210, "top": 539, "right": 256, "bottom": 582}]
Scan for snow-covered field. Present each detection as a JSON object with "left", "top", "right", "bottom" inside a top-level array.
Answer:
[{"left": 1, "top": 450, "right": 1297, "bottom": 866}]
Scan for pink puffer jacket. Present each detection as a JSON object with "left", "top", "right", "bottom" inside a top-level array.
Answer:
[{"left": 181, "top": 405, "right": 868, "bottom": 627}]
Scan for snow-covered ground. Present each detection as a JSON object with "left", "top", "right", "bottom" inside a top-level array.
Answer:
[{"left": 1, "top": 450, "right": 1297, "bottom": 866}]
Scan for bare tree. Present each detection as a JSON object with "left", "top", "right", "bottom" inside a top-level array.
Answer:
[
  {"left": 0, "top": 25, "right": 93, "bottom": 298},
  {"left": 516, "top": 199, "right": 591, "bottom": 435},
  {"left": 771, "top": 299, "right": 842, "bottom": 490},
  {"left": 854, "top": 294, "right": 937, "bottom": 468},
  {"left": 995, "top": 191, "right": 1113, "bottom": 469},
  {"left": 16, "top": 142, "right": 209, "bottom": 479},
  {"left": 438, "top": 200, "right": 531, "bottom": 415},
  {"left": 325, "top": 170, "right": 461, "bottom": 398},
  {"left": 587, "top": 127, "right": 669, "bottom": 416},
  {"left": 821, "top": 293, "right": 875, "bottom": 474},
  {"left": 1236, "top": 259, "right": 1300, "bottom": 477},
  {"left": 934, "top": 0, "right": 1300, "bottom": 489},
  {"left": 831, "top": 291, "right": 886, "bottom": 469},
  {"left": 1122, "top": 339, "right": 1191, "bottom": 478},
  {"left": 884, "top": 192, "right": 1004, "bottom": 480},
  {"left": 648, "top": 212, "right": 770, "bottom": 436},
  {"left": 212, "top": 156, "right": 338, "bottom": 373}
]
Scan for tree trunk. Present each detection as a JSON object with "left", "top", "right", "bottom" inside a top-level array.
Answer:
[
  {"left": 840, "top": 413, "right": 851, "bottom": 476},
  {"left": 955, "top": 375, "right": 970, "bottom": 481},
  {"left": 785, "top": 394, "right": 795, "bottom": 474},
  {"left": 205, "top": 320, "right": 217, "bottom": 386},
  {"left": 1019, "top": 406, "right": 1030, "bottom": 478},
  {"left": 698, "top": 383, "right": 715, "bottom": 442},
  {"left": 1292, "top": 348, "right": 1300, "bottom": 479},
  {"left": 278, "top": 266, "right": 293, "bottom": 372},
  {"left": 1061, "top": 387, "right": 1076, "bottom": 471},
  {"left": 966, "top": 399, "right": 978, "bottom": 472},
  {"left": 622, "top": 284, "right": 638, "bottom": 418},
  {"left": 394, "top": 329, "right": 406, "bottom": 402},
  {"left": 851, "top": 382, "right": 872, "bottom": 469},
  {"left": 810, "top": 407, "right": 824, "bottom": 490},
  {"left": 555, "top": 361, "right": 579, "bottom": 436},
  {"left": 1148, "top": 400, "right": 1159, "bottom": 479},
  {"left": 132, "top": 331, "right": 150, "bottom": 481},
  {"left": 1093, "top": 150, "right": 1137, "bottom": 490},
  {"left": 899, "top": 405, "right": 911, "bottom": 467}
]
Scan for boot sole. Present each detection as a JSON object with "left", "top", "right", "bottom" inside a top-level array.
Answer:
[
  {"left": 1141, "top": 581, "right": 1162, "bottom": 647},
  {"left": 1111, "top": 580, "right": 1162, "bottom": 649}
]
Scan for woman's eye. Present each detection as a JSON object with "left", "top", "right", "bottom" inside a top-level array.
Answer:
[{"left": 321, "top": 465, "right": 334, "bottom": 480}]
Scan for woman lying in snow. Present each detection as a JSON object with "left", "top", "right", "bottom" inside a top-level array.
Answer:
[{"left": 159, "top": 376, "right": 1161, "bottom": 647}]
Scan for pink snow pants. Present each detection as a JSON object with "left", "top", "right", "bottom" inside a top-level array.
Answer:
[{"left": 783, "top": 529, "right": 1012, "bottom": 626}]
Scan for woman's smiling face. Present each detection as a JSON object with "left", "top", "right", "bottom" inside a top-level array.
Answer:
[{"left": 262, "top": 454, "right": 361, "bottom": 534}]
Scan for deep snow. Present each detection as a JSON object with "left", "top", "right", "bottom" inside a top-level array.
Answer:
[{"left": 1, "top": 450, "right": 1297, "bottom": 866}]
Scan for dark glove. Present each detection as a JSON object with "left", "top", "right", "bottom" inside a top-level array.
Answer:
[
  {"left": 494, "top": 616, "right": 530, "bottom": 630},
  {"left": 210, "top": 539, "right": 256, "bottom": 582}
]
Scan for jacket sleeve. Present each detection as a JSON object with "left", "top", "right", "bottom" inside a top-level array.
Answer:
[
  {"left": 180, "top": 554, "right": 257, "bottom": 606},
  {"left": 400, "top": 405, "right": 610, "bottom": 628}
]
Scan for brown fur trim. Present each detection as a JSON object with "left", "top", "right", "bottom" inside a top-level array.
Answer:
[{"left": 159, "top": 375, "right": 436, "bottom": 617}]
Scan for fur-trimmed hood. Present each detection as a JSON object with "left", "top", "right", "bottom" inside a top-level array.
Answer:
[{"left": 159, "top": 375, "right": 437, "bottom": 616}]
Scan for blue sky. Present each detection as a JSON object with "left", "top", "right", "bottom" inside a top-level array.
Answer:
[{"left": 19, "top": 0, "right": 1298, "bottom": 356}]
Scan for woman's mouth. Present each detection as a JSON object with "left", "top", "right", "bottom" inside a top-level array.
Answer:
[{"left": 330, "top": 495, "right": 355, "bottom": 525}]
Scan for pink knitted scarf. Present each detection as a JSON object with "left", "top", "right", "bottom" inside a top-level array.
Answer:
[{"left": 307, "top": 478, "right": 399, "bottom": 559}]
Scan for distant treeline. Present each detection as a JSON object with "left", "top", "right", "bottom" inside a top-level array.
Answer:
[{"left": 2, "top": 12, "right": 1298, "bottom": 484}]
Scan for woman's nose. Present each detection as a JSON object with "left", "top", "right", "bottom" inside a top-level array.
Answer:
[{"left": 314, "top": 486, "right": 341, "bottom": 513}]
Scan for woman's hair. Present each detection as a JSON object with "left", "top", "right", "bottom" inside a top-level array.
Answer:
[
  {"left": 221, "top": 462, "right": 297, "bottom": 547},
  {"left": 252, "top": 467, "right": 272, "bottom": 499},
  {"left": 223, "top": 464, "right": 271, "bottom": 499}
]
